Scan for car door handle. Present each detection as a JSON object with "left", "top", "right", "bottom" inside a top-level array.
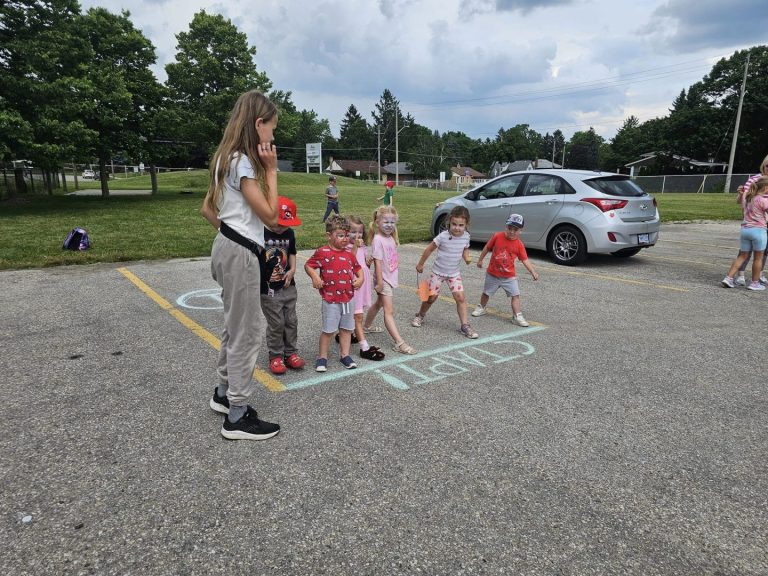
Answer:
[
  {"left": 545, "top": 200, "right": 558, "bottom": 205},
  {"left": 500, "top": 202, "right": 512, "bottom": 207}
]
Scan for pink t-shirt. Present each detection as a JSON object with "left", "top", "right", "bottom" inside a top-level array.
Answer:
[
  {"left": 371, "top": 234, "right": 399, "bottom": 288},
  {"left": 741, "top": 193, "right": 768, "bottom": 228}
]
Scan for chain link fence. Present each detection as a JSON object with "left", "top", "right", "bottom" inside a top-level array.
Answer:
[{"left": 632, "top": 173, "right": 752, "bottom": 194}]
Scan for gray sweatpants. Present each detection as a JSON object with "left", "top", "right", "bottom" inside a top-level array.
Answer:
[
  {"left": 260, "top": 283, "right": 299, "bottom": 359},
  {"left": 210, "top": 234, "right": 264, "bottom": 408}
]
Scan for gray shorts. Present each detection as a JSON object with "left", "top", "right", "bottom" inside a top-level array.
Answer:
[
  {"left": 482, "top": 274, "right": 520, "bottom": 298},
  {"left": 321, "top": 300, "right": 355, "bottom": 333}
]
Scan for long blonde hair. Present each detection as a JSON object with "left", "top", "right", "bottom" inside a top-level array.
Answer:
[
  {"left": 745, "top": 175, "right": 768, "bottom": 204},
  {"left": 369, "top": 205, "right": 400, "bottom": 245},
  {"left": 760, "top": 154, "right": 768, "bottom": 175},
  {"left": 204, "top": 90, "right": 277, "bottom": 215}
]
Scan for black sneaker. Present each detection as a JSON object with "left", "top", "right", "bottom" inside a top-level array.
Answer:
[
  {"left": 209, "top": 388, "right": 229, "bottom": 414},
  {"left": 221, "top": 407, "right": 280, "bottom": 440}
]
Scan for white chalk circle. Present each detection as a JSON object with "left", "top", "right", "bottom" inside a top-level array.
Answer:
[{"left": 176, "top": 289, "right": 223, "bottom": 310}]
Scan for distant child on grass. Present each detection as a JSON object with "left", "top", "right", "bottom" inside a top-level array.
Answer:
[
  {"left": 364, "top": 206, "right": 416, "bottom": 354},
  {"left": 377, "top": 180, "right": 395, "bottom": 206},
  {"left": 261, "top": 196, "right": 305, "bottom": 375},
  {"left": 305, "top": 215, "right": 364, "bottom": 371},
  {"left": 412, "top": 205, "right": 477, "bottom": 339},
  {"left": 722, "top": 175, "right": 768, "bottom": 291},
  {"left": 472, "top": 213, "right": 539, "bottom": 326}
]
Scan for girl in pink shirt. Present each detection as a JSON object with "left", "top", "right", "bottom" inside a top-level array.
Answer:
[
  {"left": 722, "top": 176, "right": 768, "bottom": 290},
  {"left": 364, "top": 206, "right": 416, "bottom": 355}
]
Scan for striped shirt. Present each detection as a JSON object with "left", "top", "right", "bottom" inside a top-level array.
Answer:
[{"left": 431, "top": 230, "right": 470, "bottom": 277}]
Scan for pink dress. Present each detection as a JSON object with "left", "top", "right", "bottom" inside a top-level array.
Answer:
[{"left": 352, "top": 245, "right": 372, "bottom": 313}]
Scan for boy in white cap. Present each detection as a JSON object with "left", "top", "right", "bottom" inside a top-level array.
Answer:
[{"left": 472, "top": 213, "right": 539, "bottom": 326}]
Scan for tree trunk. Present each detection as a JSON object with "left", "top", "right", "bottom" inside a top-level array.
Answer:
[
  {"left": 62, "top": 168, "right": 68, "bottom": 193},
  {"left": 99, "top": 157, "right": 110, "bottom": 198},
  {"left": 150, "top": 163, "right": 158, "bottom": 195}
]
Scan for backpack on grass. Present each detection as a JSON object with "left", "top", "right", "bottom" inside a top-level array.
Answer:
[{"left": 63, "top": 227, "right": 90, "bottom": 251}]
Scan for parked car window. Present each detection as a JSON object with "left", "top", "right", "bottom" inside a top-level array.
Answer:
[
  {"left": 476, "top": 174, "right": 524, "bottom": 200},
  {"left": 585, "top": 177, "right": 646, "bottom": 197},
  {"left": 522, "top": 174, "right": 571, "bottom": 196}
]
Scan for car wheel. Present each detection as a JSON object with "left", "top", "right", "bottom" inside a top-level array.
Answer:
[
  {"left": 547, "top": 225, "right": 587, "bottom": 266},
  {"left": 434, "top": 214, "right": 449, "bottom": 237},
  {"left": 611, "top": 247, "right": 641, "bottom": 258}
]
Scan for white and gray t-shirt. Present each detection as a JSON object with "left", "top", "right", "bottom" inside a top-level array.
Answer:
[{"left": 431, "top": 230, "right": 470, "bottom": 277}]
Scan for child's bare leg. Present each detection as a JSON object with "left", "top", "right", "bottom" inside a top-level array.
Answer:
[
  {"left": 727, "top": 251, "right": 751, "bottom": 278},
  {"left": 381, "top": 294, "right": 404, "bottom": 343},
  {"left": 364, "top": 296, "right": 382, "bottom": 329},
  {"left": 354, "top": 312, "right": 365, "bottom": 345},
  {"left": 418, "top": 295, "right": 438, "bottom": 317},
  {"left": 752, "top": 250, "right": 765, "bottom": 283},
  {"left": 338, "top": 329, "right": 353, "bottom": 358},
  {"left": 453, "top": 290, "right": 468, "bottom": 325},
  {"left": 510, "top": 295, "right": 522, "bottom": 316},
  {"left": 318, "top": 332, "right": 332, "bottom": 359},
  {"left": 479, "top": 293, "right": 490, "bottom": 308}
]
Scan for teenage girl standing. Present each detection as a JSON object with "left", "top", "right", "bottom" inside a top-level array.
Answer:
[
  {"left": 364, "top": 206, "right": 417, "bottom": 355},
  {"left": 200, "top": 90, "right": 281, "bottom": 440}
]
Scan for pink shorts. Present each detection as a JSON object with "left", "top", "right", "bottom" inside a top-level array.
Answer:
[{"left": 428, "top": 272, "right": 463, "bottom": 296}]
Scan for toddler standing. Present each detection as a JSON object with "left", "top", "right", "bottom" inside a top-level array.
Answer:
[
  {"left": 722, "top": 176, "right": 768, "bottom": 291},
  {"left": 305, "top": 215, "right": 364, "bottom": 371},
  {"left": 412, "top": 205, "right": 477, "bottom": 338},
  {"left": 261, "top": 196, "right": 305, "bottom": 374},
  {"left": 472, "top": 214, "right": 539, "bottom": 326},
  {"left": 364, "top": 206, "right": 417, "bottom": 355}
]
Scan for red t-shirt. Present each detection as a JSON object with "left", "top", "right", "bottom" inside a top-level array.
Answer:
[
  {"left": 305, "top": 246, "right": 361, "bottom": 303},
  {"left": 485, "top": 232, "right": 527, "bottom": 278}
]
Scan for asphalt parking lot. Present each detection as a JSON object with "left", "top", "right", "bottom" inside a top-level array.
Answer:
[{"left": 2, "top": 221, "right": 767, "bottom": 575}]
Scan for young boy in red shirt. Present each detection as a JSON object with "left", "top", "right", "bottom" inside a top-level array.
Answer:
[
  {"left": 305, "top": 215, "right": 364, "bottom": 371},
  {"left": 471, "top": 213, "right": 539, "bottom": 326}
]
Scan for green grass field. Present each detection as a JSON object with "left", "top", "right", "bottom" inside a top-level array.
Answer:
[{"left": 0, "top": 170, "right": 743, "bottom": 270}]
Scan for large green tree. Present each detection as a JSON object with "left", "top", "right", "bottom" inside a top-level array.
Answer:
[
  {"left": 0, "top": 0, "right": 93, "bottom": 194},
  {"left": 338, "top": 104, "right": 375, "bottom": 160},
  {"left": 166, "top": 10, "right": 272, "bottom": 165},
  {"left": 566, "top": 128, "right": 603, "bottom": 170},
  {"left": 79, "top": 8, "right": 160, "bottom": 196}
]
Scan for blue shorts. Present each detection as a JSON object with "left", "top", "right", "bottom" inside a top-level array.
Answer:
[{"left": 740, "top": 227, "right": 767, "bottom": 252}]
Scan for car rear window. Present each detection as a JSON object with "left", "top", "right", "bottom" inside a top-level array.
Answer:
[{"left": 585, "top": 177, "right": 647, "bottom": 197}]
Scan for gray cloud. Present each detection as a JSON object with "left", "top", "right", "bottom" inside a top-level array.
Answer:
[{"left": 645, "top": 0, "right": 768, "bottom": 52}]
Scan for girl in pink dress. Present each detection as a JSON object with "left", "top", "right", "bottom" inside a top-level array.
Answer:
[{"left": 348, "top": 215, "right": 385, "bottom": 360}]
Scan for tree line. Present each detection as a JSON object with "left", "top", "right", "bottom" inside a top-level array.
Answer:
[{"left": 1, "top": 1, "right": 766, "bottom": 197}]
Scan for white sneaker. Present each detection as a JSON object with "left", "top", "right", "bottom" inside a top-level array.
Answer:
[
  {"left": 735, "top": 275, "right": 746, "bottom": 286},
  {"left": 471, "top": 305, "right": 487, "bottom": 317},
  {"left": 513, "top": 313, "right": 529, "bottom": 327},
  {"left": 721, "top": 276, "right": 735, "bottom": 288},
  {"left": 760, "top": 276, "right": 768, "bottom": 285},
  {"left": 747, "top": 282, "right": 766, "bottom": 291}
]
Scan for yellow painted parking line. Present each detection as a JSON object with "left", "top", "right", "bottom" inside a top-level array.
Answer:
[
  {"left": 534, "top": 264, "right": 688, "bottom": 292},
  {"left": 661, "top": 239, "right": 736, "bottom": 250},
  {"left": 117, "top": 267, "right": 285, "bottom": 393},
  {"left": 642, "top": 254, "right": 725, "bottom": 268}
]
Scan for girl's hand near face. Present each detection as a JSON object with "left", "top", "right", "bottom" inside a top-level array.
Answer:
[{"left": 257, "top": 142, "right": 278, "bottom": 172}]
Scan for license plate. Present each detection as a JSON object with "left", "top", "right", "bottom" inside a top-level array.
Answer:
[{"left": 638, "top": 233, "right": 650, "bottom": 244}]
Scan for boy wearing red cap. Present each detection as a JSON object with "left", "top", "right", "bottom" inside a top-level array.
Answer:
[
  {"left": 377, "top": 180, "right": 395, "bottom": 206},
  {"left": 261, "top": 196, "right": 306, "bottom": 374}
]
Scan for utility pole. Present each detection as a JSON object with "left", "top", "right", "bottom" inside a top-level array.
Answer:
[
  {"left": 395, "top": 104, "right": 399, "bottom": 186},
  {"left": 725, "top": 53, "right": 750, "bottom": 193},
  {"left": 377, "top": 125, "right": 381, "bottom": 184}
]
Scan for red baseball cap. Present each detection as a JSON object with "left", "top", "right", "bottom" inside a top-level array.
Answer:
[
  {"left": 277, "top": 196, "right": 302, "bottom": 226},
  {"left": 385, "top": 180, "right": 395, "bottom": 188}
]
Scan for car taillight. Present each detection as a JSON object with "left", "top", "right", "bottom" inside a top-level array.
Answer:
[
  {"left": 581, "top": 198, "right": 628, "bottom": 212},
  {"left": 652, "top": 197, "right": 657, "bottom": 207}
]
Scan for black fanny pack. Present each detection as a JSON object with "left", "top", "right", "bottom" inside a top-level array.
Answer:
[{"left": 219, "top": 221, "right": 263, "bottom": 256}]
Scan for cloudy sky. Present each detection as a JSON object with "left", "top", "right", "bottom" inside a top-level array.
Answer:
[{"left": 80, "top": 0, "right": 766, "bottom": 141}]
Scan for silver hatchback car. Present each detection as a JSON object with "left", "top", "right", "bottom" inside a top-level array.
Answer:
[{"left": 430, "top": 169, "right": 660, "bottom": 265}]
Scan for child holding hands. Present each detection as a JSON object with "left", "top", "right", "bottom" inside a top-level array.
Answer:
[
  {"left": 412, "top": 205, "right": 478, "bottom": 339},
  {"left": 305, "top": 215, "right": 364, "bottom": 371},
  {"left": 472, "top": 214, "right": 539, "bottom": 326}
]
